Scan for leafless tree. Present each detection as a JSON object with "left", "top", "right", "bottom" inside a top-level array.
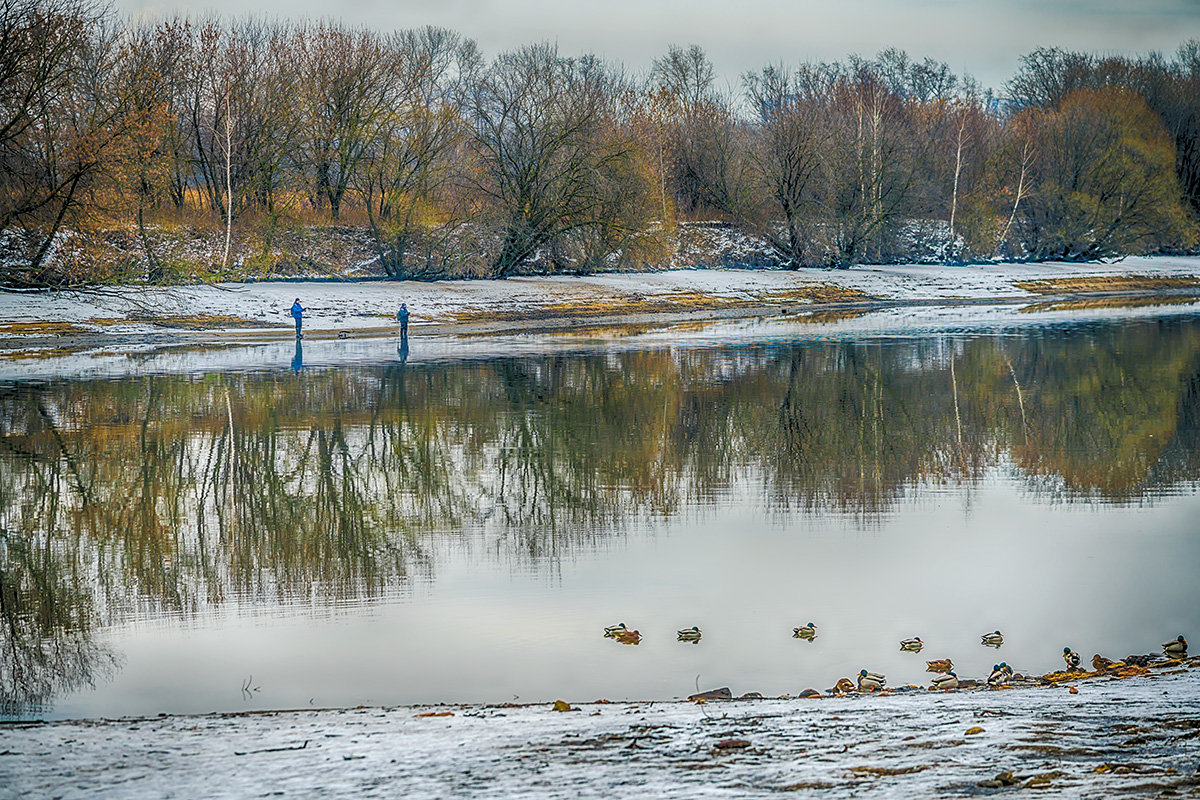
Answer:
[
  {"left": 462, "top": 43, "right": 638, "bottom": 277},
  {"left": 354, "top": 27, "right": 470, "bottom": 277}
]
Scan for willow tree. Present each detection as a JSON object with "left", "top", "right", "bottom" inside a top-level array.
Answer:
[{"left": 1018, "top": 87, "right": 1196, "bottom": 259}]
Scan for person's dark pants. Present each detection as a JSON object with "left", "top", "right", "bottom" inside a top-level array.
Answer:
[
  {"left": 294, "top": 316, "right": 302, "bottom": 337},
  {"left": 400, "top": 321, "right": 408, "bottom": 336}
]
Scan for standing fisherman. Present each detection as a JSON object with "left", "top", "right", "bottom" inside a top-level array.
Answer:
[
  {"left": 291, "top": 298, "right": 304, "bottom": 338},
  {"left": 397, "top": 303, "right": 410, "bottom": 337}
]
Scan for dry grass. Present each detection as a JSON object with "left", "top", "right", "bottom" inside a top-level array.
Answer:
[
  {"left": 448, "top": 284, "right": 872, "bottom": 324},
  {"left": 0, "top": 346, "right": 85, "bottom": 360},
  {"left": 757, "top": 285, "right": 873, "bottom": 304},
  {"left": 1020, "top": 295, "right": 1200, "bottom": 313},
  {"left": 126, "top": 313, "right": 273, "bottom": 330},
  {"left": 1014, "top": 274, "right": 1200, "bottom": 294},
  {"left": 0, "top": 321, "right": 91, "bottom": 336}
]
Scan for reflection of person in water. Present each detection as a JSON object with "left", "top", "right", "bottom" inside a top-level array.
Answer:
[
  {"left": 397, "top": 332, "right": 409, "bottom": 364},
  {"left": 292, "top": 337, "right": 303, "bottom": 373}
]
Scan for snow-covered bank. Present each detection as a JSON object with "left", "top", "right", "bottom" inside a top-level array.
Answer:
[
  {"left": 3, "top": 668, "right": 1197, "bottom": 799},
  {"left": 2, "top": 256, "right": 1199, "bottom": 340},
  {"left": 1, "top": 294, "right": 1199, "bottom": 384}
]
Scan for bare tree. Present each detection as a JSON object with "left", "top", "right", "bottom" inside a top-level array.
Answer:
[
  {"left": 0, "top": 0, "right": 125, "bottom": 285},
  {"left": 651, "top": 44, "right": 753, "bottom": 218},
  {"left": 463, "top": 43, "right": 638, "bottom": 277},
  {"left": 294, "top": 23, "right": 391, "bottom": 220},
  {"left": 744, "top": 64, "right": 832, "bottom": 266},
  {"left": 354, "top": 27, "right": 468, "bottom": 277}
]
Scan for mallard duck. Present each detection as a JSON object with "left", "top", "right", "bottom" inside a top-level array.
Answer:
[
  {"left": 1092, "top": 654, "right": 1124, "bottom": 672},
  {"left": 931, "top": 671, "right": 958, "bottom": 690},
  {"left": 834, "top": 677, "right": 856, "bottom": 694},
  {"left": 793, "top": 623, "right": 817, "bottom": 640},
  {"left": 981, "top": 630, "right": 1004, "bottom": 647},
  {"left": 614, "top": 629, "right": 641, "bottom": 645},
  {"left": 987, "top": 664, "right": 1008, "bottom": 686},
  {"left": 677, "top": 626, "right": 702, "bottom": 641},
  {"left": 1062, "top": 647, "right": 1081, "bottom": 670},
  {"left": 900, "top": 637, "right": 924, "bottom": 652},
  {"left": 999, "top": 661, "right": 1013, "bottom": 679},
  {"left": 603, "top": 623, "right": 628, "bottom": 637},
  {"left": 926, "top": 659, "right": 953, "bottom": 673},
  {"left": 1163, "top": 635, "right": 1188, "bottom": 658},
  {"left": 857, "top": 670, "right": 886, "bottom": 691}
]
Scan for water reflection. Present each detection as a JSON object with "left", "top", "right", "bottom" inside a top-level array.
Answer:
[
  {"left": 1, "top": 315, "right": 1199, "bottom": 715},
  {"left": 0, "top": 531, "right": 120, "bottom": 717}
]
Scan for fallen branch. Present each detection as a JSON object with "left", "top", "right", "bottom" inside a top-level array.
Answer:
[{"left": 234, "top": 740, "right": 309, "bottom": 756}]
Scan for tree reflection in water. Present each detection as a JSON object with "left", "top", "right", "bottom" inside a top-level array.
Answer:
[
  {"left": 0, "top": 531, "right": 120, "bottom": 717},
  {"left": 1, "top": 315, "right": 1199, "bottom": 714}
]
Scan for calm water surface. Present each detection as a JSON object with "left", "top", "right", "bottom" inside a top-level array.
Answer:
[{"left": 2, "top": 311, "right": 1199, "bottom": 719}]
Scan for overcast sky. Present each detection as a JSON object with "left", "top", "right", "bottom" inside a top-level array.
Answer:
[{"left": 112, "top": 0, "right": 1200, "bottom": 91}]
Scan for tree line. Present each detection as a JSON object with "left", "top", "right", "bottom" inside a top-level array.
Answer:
[{"left": 1, "top": 0, "right": 1198, "bottom": 287}]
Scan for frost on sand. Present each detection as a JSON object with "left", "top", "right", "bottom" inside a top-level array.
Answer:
[{"left": 3, "top": 667, "right": 1198, "bottom": 799}]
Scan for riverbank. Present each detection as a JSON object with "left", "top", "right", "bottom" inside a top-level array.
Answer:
[
  {"left": 2, "top": 257, "right": 1200, "bottom": 353},
  {"left": 3, "top": 665, "right": 1197, "bottom": 799}
]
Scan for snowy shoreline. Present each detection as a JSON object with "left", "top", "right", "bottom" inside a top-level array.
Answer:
[
  {"left": 4, "top": 667, "right": 1197, "bottom": 799},
  {"left": 2, "top": 257, "right": 1199, "bottom": 341}
]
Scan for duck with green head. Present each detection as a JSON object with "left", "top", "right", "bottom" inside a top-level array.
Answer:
[
  {"left": 1163, "top": 635, "right": 1187, "bottom": 658},
  {"left": 931, "top": 671, "right": 958, "bottom": 690},
  {"left": 677, "top": 626, "right": 702, "bottom": 642},
  {"left": 981, "top": 630, "right": 1004, "bottom": 647},
  {"left": 900, "top": 637, "right": 924, "bottom": 652},
  {"left": 987, "top": 664, "right": 1009, "bottom": 686},
  {"left": 857, "top": 670, "right": 886, "bottom": 691},
  {"left": 1062, "top": 647, "right": 1081, "bottom": 670},
  {"left": 793, "top": 623, "right": 817, "bottom": 640}
]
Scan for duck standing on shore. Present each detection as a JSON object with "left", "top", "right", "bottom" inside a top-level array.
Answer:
[
  {"left": 1163, "top": 635, "right": 1188, "bottom": 659},
  {"left": 981, "top": 630, "right": 1004, "bottom": 647},
  {"left": 1092, "top": 654, "right": 1124, "bottom": 672},
  {"left": 793, "top": 623, "right": 817, "bottom": 640},
  {"left": 987, "top": 664, "right": 1009, "bottom": 686},
  {"left": 857, "top": 670, "right": 886, "bottom": 691},
  {"left": 931, "top": 672, "right": 958, "bottom": 690},
  {"left": 900, "top": 637, "right": 924, "bottom": 652},
  {"left": 1063, "top": 647, "right": 1082, "bottom": 670}
]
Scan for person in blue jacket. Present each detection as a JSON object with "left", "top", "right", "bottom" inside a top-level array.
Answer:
[
  {"left": 397, "top": 302, "right": 410, "bottom": 336},
  {"left": 290, "top": 298, "right": 304, "bottom": 338}
]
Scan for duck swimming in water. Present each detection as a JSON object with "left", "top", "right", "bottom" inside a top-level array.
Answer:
[
  {"left": 604, "top": 623, "right": 628, "bottom": 637},
  {"left": 900, "top": 637, "right": 924, "bottom": 652},
  {"left": 1063, "top": 647, "right": 1081, "bottom": 670},
  {"left": 1163, "top": 635, "right": 1188, "bottom": 658},
  {"left": 613, "top": 629, "right": 641, "bottom": 645},
  {"left": 925, "top": 658, "right": 953, "bottom": 673},
  {"left": 981, "top": 630, "right": 1004, "bottom": 647},
  {"left": 793, "top": 623, "right": 817, "bottom": 640},
  {"left": 931, "top": 671, "right": 958, "bottom": 690},
  {"left": 857, "top": 670, "right": 886, "bottom": 691},
  {"left": 677, "top": 626, "right": 702, "bottom": 642}
]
